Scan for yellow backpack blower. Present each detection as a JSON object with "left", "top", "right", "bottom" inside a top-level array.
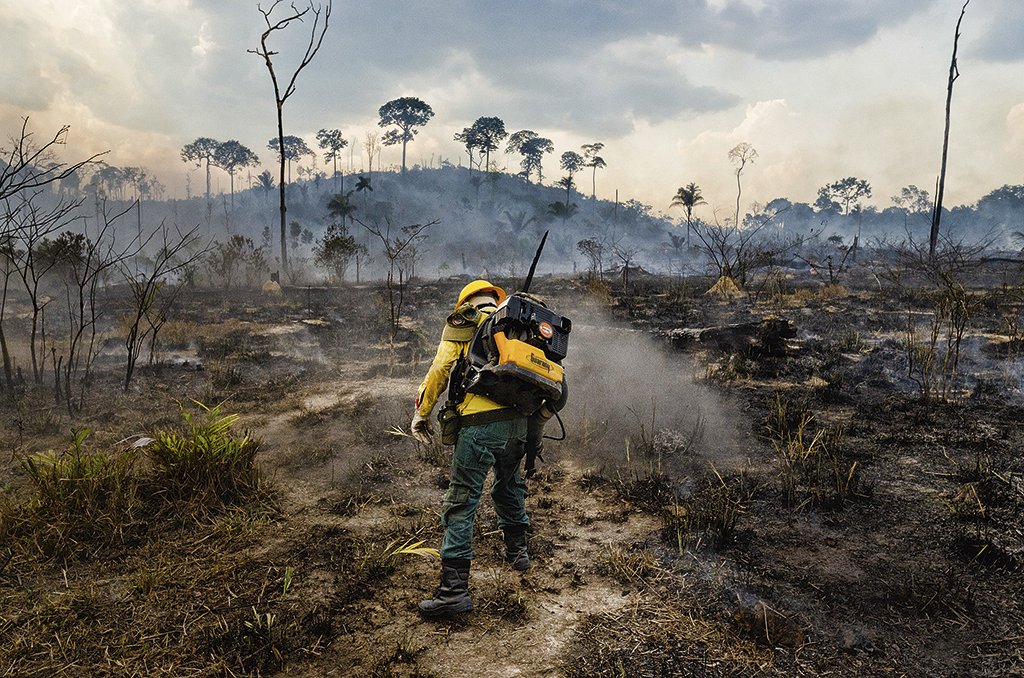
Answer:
[{"left": 462, "top": 231, "right": 571, "bottom": 415}]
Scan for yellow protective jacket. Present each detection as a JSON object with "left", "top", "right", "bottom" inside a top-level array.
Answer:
[{"left": 415, "top": 307, "right": 507, "bottom": 418}]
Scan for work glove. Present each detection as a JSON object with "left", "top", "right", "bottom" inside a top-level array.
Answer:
[{"left": 411, "top": 412, "right": 434, "bottom": 445}]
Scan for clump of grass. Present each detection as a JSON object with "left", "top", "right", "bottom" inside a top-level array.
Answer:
[
  {"left": 205, "top": 360, "right": 244, "bottom": 395},
  {"left": 366, "top": 636, "right": 437, "bottom": 678},
  {"left": 562, "top": 601, "right": 772, "bottom": 678},
  {"left": 611, "top": 470, "right": 675, "bottom": 511},
  {"left": 602, "top": 544, "right": 661, "bottom": 586},
  {"left": 584, "top": 277, "right": 613, "bottom": 304},
  {"left": 156, "top": 318, "right": 200, "bottom": 350},
  {"left": 477, "top": 570, "right": 530, "bottom": 621},
  {"left": 1, "top": 429, "right": 139, "bottom": 559},
  {"left": 663, "top": 470, "right": 749, "bottom": 552},
  {"left": 146, "top": 401, "right": 265, "bottom": 512},
  {"left": 836, "top": 328, "right": 867, "bottom": 353},
  {"left": 765, "top": 394, "right": 863, "bottom": 510}
]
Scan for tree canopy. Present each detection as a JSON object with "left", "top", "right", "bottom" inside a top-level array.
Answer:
[
  {"left": 469, "top": 116, "right": 507, "bottom": 171},
  {"left": 816, "top": 177, "right": 872, "bottom": 215},
  {"left": 180, "top": 137, "right": 221, "bottom": 204},
  {"left": 378, "top": 97, "right": 434, "bottom": 174},
  {"left": 213, "top": 140, "right": 259, "bottom": 205},
  {"left": 581, "top": 142, "right": 606, "bottom": 198}
]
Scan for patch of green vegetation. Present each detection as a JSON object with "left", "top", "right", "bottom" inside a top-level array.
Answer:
[
  {"left": 0, "top": 429, "right": 139, "bottom": 559},
  {"left": 146, "top": 401, "right": 268, "bottom": 513}
]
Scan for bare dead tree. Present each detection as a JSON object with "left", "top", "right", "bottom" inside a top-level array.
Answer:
[
  {"left": 3, "top": 191, "right": 84, "bottom": 384},
  {"left": 576, "top": 238, "right": 605, "bottom": 280},
  {"left": 356, "top": 216, "right": 435, "bottom": 340},
  {"left": 728, "top": 143, "right": 757, "bottom": 228},
  {"left": 0, "top": 118, "right": 106, "bottom": 202},
  {"left": 894, "top": 228, "right": 988, "bottom": 403},
  {"left": 793, "top": 239, "right": 858, "bottom": 287},
  {"left": 0, "top": 230, "right": 17, "bottom": 394},
  {"left": 691, "top": 207, "right": 797, "bottom": 288},
  {"left": 51, "top": 201, "right": 136, "bottom": 412},
  {"left": 930, "top": 0, "right": 970, "bottom": 259},
  {"left": 0, "top": 120, "right": 104, "bottom": 396},
  {"left": 611, "top": 242, "right": 642, "bottom": 287},
  {"left": 895, "top": 226, "right": 993, "bottom": 288},
  {"left": 119, "top": 221, "right": 207, "bottom": 392},
  {"left": 250, "top": 0, "right": 331, "bottom": 277}
]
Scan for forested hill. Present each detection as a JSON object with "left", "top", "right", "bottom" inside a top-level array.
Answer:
[{"left": 47, "top": 164, "right": 1024, "bottom": 283}]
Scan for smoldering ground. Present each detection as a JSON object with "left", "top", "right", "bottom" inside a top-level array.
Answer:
[{"left": 555, "top": 313, "right": 747, "bottom": 483}]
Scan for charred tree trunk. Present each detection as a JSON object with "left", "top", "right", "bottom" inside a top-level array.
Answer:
[
  {"left": 251, "top": 1, "right": 331, "bottom": 278},
  {"left": 660, "top": 317, "right": 797, "bottom": 358},
  {"left": 276, "top": 106, "right": 289, "bottom": 276},
  {"left": 930, "top": 1, "right": 969, "bottom": 259}
]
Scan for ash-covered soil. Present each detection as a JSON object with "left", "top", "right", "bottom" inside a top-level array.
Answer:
[{"left": 2, "top": 270, "right": 1023, "bottom": 677}]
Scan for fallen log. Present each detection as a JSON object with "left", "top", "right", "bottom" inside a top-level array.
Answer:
[{"left": 659, "top": 317, "right": 796, "bottom": 357}]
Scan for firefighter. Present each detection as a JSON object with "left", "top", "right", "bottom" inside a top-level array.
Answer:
[{"left": 412, "top": 280, "right": 532, "bottom": 619}]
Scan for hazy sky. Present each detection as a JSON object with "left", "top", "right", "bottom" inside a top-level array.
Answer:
[{"left": 1, "top": 0, "right": 1021, "bottom": 217}]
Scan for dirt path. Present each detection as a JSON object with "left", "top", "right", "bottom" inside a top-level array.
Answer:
[{"left": 247, "top": 367, "right": 665, "bottom": 677}]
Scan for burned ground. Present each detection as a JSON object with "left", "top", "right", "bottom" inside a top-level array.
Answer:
[{"left": 2, "top": 270, "right": 1023, "bottom": 677}]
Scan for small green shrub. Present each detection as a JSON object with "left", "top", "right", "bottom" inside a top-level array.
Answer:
[
  {"left": 146, "top": 401, "right": 264, "bottom": 510},
  {"left": 2, "top": 429, "right": 139, "bottom": 558}
]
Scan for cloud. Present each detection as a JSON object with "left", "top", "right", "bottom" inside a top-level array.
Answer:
[
  {"left": 695, "top": 0, "right": 935, "bottom": 60},
  {"left": 1008, "top": 103, "right": 1024, "bottom": 149},
  {"left": 972, "top": 1, "right": 1024, "bottom": 62}
]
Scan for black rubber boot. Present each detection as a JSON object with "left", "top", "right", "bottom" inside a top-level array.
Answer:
[
  {"left": 504, "top": 525, "right": 530, "bottom": 571},
  {"left": 418, "top": 558, "right": 473, "bottom": 619}
]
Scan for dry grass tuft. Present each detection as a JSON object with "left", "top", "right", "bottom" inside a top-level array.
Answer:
[
  {"left": 662, "top": 471, "right": 750, "bottom": 552},
  {"left": 602, "top": 544, "right": 663, "bottom": 586},
  {"left": 475, "top": 569, "right": 530, "bottom": 621},
  {"left": 561, "top": 599, "right": 773, "bottom": 677},
  {"left": 765, "top": 394, "right": 863, "bottom": 510}
]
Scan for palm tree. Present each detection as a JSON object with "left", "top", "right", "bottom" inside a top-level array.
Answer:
[
  {"left": 327, "top": 191, "right": 357, "bottom": 229},
  {"left": 547, "top": 200, "right": 578, "bottom": 226},
  {"left": 354, "top": 175, "right": 373, "bottom": 206},
  {"left": 671, "top": 183, "right": 706, "bottom": 246}
]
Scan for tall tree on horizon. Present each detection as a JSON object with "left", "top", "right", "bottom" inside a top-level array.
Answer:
[
  {"left": 470, "top": 116, "right": 507, "bottom": 172},
  {"left": 728, "top": 142, "right": 758, "bottom": 228},
  {"left": 892, "top": 185, "right": 933, "bottom": 215},
  {"left": 581, "top": 142, "right": 606, "bottom": 198},
  {"left": 506, "top": 130, "right": 538, "bottom": 180},
  {"left": 316, "top": 128, "right": 348, "bottom": 190},
  {"left": 815, "top": 177, "right": 872, "bottom": 216},
  {"left": 453, "top": 125, "right": 481, "bottom": 170},
  {"left": 559, "top": 151, "right": 585, "bottom": 204},
  {"left": 364, "top": 131, "right": 380, "bottom": 174},
  {"left": 508, "top": 133, "right": 554, "bottom": 184},
  {"left": 267, "top": 135, "right": 314, "bottom": 185},
  {"left": 378, "top": 96, "right": 434, "bottom": 174},
  {"left": 213, "top": 140, "right": 259, "bottom": 209},
  {"left": 180, "top": 137, "right": 220, "bottom": 217},
  {"left": 250, "top": 0, "right": 332, "bottom": 275}
]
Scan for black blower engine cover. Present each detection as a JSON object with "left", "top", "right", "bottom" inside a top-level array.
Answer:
[{"left": 464, "top": 294, "right": 572, "bottom": 414}]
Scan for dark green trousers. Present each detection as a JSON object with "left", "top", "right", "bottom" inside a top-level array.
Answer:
[{"left": 440, "top": 418, "right": 529, "bottom": 561}]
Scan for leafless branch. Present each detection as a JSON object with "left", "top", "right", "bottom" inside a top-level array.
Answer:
[{"left": 0, "top": 118, "right": 107, "bottom": 202}]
